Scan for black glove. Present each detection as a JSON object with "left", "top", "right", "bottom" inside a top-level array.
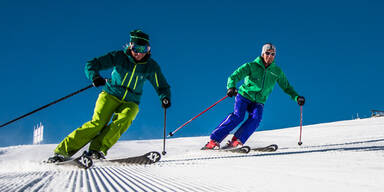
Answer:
[
  {"left": 226, "top": 88, "right": 238, "bottom": 97},
  {"left": 162, "top": 98, "right": 171, "bottom": 109},
  {"left": 92, "top": 76, "right": 106, "bottom": 87},
  {"left": 297, "top": 96, "right": 305, "bottom": 106}
]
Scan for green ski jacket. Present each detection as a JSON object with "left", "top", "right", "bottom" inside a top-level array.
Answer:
[
  {"left": 85, "top": 50, "right": 171, "bottom": 104},
  {"left": 227, "top": 56, "right": 299, "bottom": 104}
]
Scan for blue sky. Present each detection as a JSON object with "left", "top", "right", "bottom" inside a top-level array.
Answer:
[{"left": 0, "top": 0, "right": 383, "bottom": 147}]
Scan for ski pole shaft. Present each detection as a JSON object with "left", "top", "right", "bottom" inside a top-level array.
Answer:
[
  {"left": 162, "top": 108, "right": 167, "bottom": 155},
  {"left": 168, "top": 95, "right": 228, "bottom": 137},
  {"left": 0, "top": 84, "right": 93, "bottom": 128},
  {"left": 298, "top": 105, "right": 303, "bottom": 145}
]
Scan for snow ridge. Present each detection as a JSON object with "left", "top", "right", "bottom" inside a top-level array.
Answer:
[{"left": 0, "top": 117, "right": 383, "bottom": 192}]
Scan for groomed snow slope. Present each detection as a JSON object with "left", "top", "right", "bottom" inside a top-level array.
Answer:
[{"left": 0, "top": 117, "right": 383, "bottom": 192}]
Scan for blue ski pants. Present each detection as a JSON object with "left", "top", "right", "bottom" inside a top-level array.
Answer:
[{"left": 210, "top": 94, "right": 264, "bottom": 144}]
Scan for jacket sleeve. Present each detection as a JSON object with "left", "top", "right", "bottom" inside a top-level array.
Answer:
[
  {"left": 147, "top": 61, "right": 171, "bottom": 101},
  {"left": 227, "top": 62, "right": 251, "bottom": 89},
  {"left": 85, "top": 51, "right": 117, "bottom": 81},
  {"left": 277, "top": 69, "right": 299, "bottom": 101}
]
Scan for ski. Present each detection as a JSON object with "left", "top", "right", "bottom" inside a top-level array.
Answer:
[
  {"left": 106, "top": 151, "right": 161, "bottom": 165},
  {"left": 219, "top": 146, "right": 251, "bottom": 154},
  {"left": 54, "top": 154, "right": 93, "bottom": 169},
  {"left": 202, "top": 144, "right": 277, "bottom": 154},
  {"left": 251, "top": 144, "right": 278, "bottom": 152}
]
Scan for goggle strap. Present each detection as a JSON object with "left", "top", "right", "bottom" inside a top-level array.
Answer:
[{"left": 130, "top": 36, "right": 149, "bottom": 42}]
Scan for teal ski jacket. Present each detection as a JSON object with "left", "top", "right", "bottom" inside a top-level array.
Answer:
[
  {"left": 85, "top": 50, "right": 171, "bottom": 104},
  {"left": 227, "top": 56, "right": 299, "bottom": 104}
]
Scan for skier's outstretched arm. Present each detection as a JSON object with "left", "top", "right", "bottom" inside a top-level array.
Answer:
[{"left": 276, "top": 70, "right": 300, "bottom": 102}]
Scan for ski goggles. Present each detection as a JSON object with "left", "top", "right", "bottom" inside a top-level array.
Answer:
[
  {"left": 131, "top": 44, "right": 149, "bottom": 53},
  {"left": 265, "top": 51, "right": 276, "bottom": 56}
]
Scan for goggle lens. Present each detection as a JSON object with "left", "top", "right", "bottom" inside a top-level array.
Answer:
[{"left": 132, "top": 44, "right": 148, "bottom": 53}]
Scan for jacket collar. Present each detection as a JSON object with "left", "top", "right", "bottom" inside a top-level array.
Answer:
[{"left": 254, "top": 56, "right": 275, "bottom": 69}]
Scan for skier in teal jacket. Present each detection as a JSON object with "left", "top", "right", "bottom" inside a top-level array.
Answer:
[
  {"left": 48, "top": 30, "right": 171, "bottom": 162},
  {"left": 203, "top": 43, "right": 305, "bottom": 150}
]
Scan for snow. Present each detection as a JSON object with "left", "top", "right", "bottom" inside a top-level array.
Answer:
[{"left": 0, "top": 117, "right": 383, "bottom": 192}]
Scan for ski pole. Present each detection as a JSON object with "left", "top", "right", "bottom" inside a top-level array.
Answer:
[
  {"left": 0, "top": 84, "right": 93, "bottom": 128},
  {"left": 168, "top": 95, "right": 228, "bottom": 137},
  {"left": 162, "top": 108, "right": 167, "bottom": 155},
  {"left": 298, "top": 105, "right": 303, "bottom": 145}
]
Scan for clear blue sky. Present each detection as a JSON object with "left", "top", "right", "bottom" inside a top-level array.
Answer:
[{"left": 1, "top": 0, "right": 383, "bottom": 147}]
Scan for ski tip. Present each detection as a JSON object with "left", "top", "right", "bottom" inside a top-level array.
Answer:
[
  {"left": 145, "top": 151, "right": 162, "bottom": 163},
  {"left": 251, "top": 144, "right": 278, "bottom": 152},
  {"left": 269, "top": 144, "right": 278, "bottom": 150},
  {"left": 240, "top": 146, "right": 251, "bottom": 153},
  {"left": 76, "top": 155, "right": 93, "bottom": 169},
  {"left": 218, "top": 146, "right": 250, "bottom": 153}
]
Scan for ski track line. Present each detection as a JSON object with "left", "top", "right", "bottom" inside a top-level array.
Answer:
[
  {"left": 83, "top": 169, "right": 93, "bottom": 191},
  {"left": 95, "top": 167, "right": 121, "bottom": 191},
  {"left": 0, "top": 171, "right": 41, "bottom": 192},
  {"left": 132, "top": 169, "right": 199, "bottom": 192},
  {"left": 154, "top": 163, "right": 234, "bottom": 192},
  {"left": 0, "top": 175, "right": 15, "bottom": 192},
  {"left": 16, "top": 171, "right": 53, "bottom": 192},
  {"left": 118, "top": 166, "right": 188, "bottom": 192},
  {"left": 102, "top": 166, "right": 140, "bottom": 191},
  {"left": 133, "top": 165, "right": 227, "bottom": 192},
  {"left": 0, "top": 173, "right": 16, "bottom": 191},
  {"left": 93, "top": 166, "right": 117, "bottom": 191},
  {"left": 88, "top": 168, "right": 106, "bottom": 191},
  {"left": 121, "top": 166, "right": 183, "bottom": 192},
  {"left": 98, "top": 167, "right": 129, "bottom": 191},
  {"left": 279, "top": 138, "right": 384, "bottom": 151},
  {"left": 111, "top": 166, "right": 176, "bottom": 192},
  {"left": 86, "top": 168, "right": 99, "bottom": 192},
  {"left": 75, "top": 170, "right": 86, "bottom": 192},
  {"left": 96, "top": 166, "right": 147, "bottom": 192},
  {"left": 37, "top": 171, "right": 66, "bottom": 191},
  {"left": 78, "top": 170, "right": 85, "bottom": 191},
  {"left": 107, "top": 165, "right": 166, "bottom": 192},
  {"left": 82, "top": 169, "right": 91, "bottom": 191},
  {"left": 120, "top": 166, "right": 187, "bottom": 192},
  {"left": 67, "top": 170, "right": 77, "bottom": 191}
]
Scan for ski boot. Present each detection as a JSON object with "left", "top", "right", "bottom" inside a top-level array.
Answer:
[
  {"left": 47, "top": 154, "right": 68, "bottom": 163},
  {"left": 201, "top": 140, "right": 220, "bottom": 150},
  {"left": 85, "top": 150, "right": 106, "bottom": 160},
  {"left": 221, "top": 136, "right": 243, "bottom": 150}
]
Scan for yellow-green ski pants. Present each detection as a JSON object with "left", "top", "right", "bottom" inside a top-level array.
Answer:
[{"left": 54, "top": 91, "right": 139, "bottom": 157}]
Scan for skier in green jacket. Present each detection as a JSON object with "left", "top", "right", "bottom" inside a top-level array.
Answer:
[
  {"left": 202, "top": 43, "right": 305, "bottom": 150},
  {"left": 48, "top": 30, "right": 171, "bottom": 162}
]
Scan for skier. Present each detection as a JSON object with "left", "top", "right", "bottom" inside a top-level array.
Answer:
[
  {"left": 202, "top": 43, "right": 305, "bottom": 150},
  {"left": 48, "top": 30, "right": 171, "bottom": 162}
]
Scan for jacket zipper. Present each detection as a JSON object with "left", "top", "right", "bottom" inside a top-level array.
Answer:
[{"left": 260, "top": 68, "right": 267, "bottom": 93}]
